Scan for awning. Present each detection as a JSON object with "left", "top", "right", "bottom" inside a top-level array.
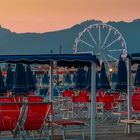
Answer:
[
  {"left": 127, "top": 53, "right": 140, "bottom": 64},
  {"left": 0, "top": 54, "right": 97, "bottom": 67}
]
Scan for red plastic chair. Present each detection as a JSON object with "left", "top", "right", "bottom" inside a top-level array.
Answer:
[
  {"left": 97, "top": 90, "right": 105, "bottom": 97},
  {"left": 63, "top": 90, "right": 74, "bottom": 97},
  {"left": 53, "top": 119, "right": 85, "bottom": 140},
  {"left": 132, "top": 94, "right": 140, "bottom": 112},
  {"left": 103, "top": 95, "right": 114, "bottom": 111},
  {"left": 23, "top": 96, "right": 51, "bottom": 131},
  {"left": 72, "top": 96, "right": 90, "bottom": 103},
  {"left": 0, "top": 97, "right": 21, "bottom": 131}
]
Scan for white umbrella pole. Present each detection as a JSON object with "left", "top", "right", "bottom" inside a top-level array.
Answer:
[
  {"left": 49, "top": 61, "right": 54, "bottom": 139},
  {"left": 127, "top": 57, "right": 132, "bottom": 134},
  {"left": 91, "top": 62, "right": 96, "bottom": 140},
  {"left": 50, "top": 61, "right": 54, "bottom": 101}
]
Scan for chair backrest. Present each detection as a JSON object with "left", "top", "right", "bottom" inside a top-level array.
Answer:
[
  {"left": 110, "top": 92, "right": 120, "bottom": 100},
  {"left": 132, "top": 94, "right": 140, "bottom": 111},
  {"left": 96, "top": 96, "right": 103, "bottom": 102},
  {"left": 63, "top": 90, "right": 74, "bottom": 97},
  {"left": 135, "top": 87, "right": 140, "bottom": 93},
  {"left": 97, "top": 90, "right": 105, "bottom": 97},
  {"left": 24, "top": 96, "right": 51, "bottom": 130},
  {"left": 103, "top": 95, "right": 114, "bottom": 111},
  {"left": 0, "top": 97, "right": 21, "bottom": 131},
  {"left": 72, "top": 96, "right": 90, "bottom": 103}
]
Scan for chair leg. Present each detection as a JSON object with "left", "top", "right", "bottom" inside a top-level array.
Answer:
[{"left": 62, "top": 127, "right": 66, "bottom": 140}]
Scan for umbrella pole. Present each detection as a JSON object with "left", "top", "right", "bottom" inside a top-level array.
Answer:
[
  {"left": 127, "top": 57, "right": 132, "bottom": 134},
  {"left": 49, "top": 61, "right": 54, "bottom": 101},
  {"left": 91, "top": 62, "right": 96, "bottom": 140},
  {"left": 49, "top": 61, "right": 54, "bottom": 139}
]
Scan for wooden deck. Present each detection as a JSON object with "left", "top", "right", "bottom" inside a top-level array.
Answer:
[{"left": 53, "top": 121, "right": 140, "bottom": 140}]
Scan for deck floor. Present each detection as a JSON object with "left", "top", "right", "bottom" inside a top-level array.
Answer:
[
  {"left": 0, "top": 121, "right": 140, "bottom": 140},
  {"left": 53, "top": 121, "right": 140, "bottom": 140}
]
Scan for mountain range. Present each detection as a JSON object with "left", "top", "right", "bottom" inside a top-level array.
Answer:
[{"left": 0, "top": 19, "right": 140, "bottom": 55}]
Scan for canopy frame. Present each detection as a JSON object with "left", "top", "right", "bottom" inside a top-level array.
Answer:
[{"left": 0, "top": 53, "right": 97, "bottom": 140}]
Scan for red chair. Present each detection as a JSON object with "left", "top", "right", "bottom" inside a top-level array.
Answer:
[
  {"left": 97, "top": 90, "right": 105, "bottom": 97},
  {"left": 103, "top": 95, "right": 114, "bottom": 111},
  {"left": 135, "top": 87, "right": 140, "bottom": 93},
  {"left": 132, "top": 94, "right": 140, "bottom": 113},
  {"left": 101, "top": 95, "right": 114, "bottom": 121},
  {"left": 53, "top": 119, "right": 85, "bottom": 140},
  {"left": 0, "top": 97, "right": 21, "bottom": 131},
  {"left": 23, "top": 96, "right": 51, "bottom": 131},
  {"left": 63, "top": 90, "right": 74, "bottom": 97},
  {"left": 72, "top": 96, "right": 90, "bottom": 103}
]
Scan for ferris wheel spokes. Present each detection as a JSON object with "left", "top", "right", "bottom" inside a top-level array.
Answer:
[
  {"left": 107, "top": 54, "right": 118, "bottom": 61},
  {"left": 80, "top": 39, "right": 95, "bottom": 49},
  {"left": 103, "top": 36, "right": 121, "bottom": 49},
  {"left": 108, "top": 49, "right": 124, "bottom": 52},
  {"left": 102, "top": 30, "right": 111, "bottom": 48},
  {"left": 87, "top": 29, "right": 97, "bottom": 45}
]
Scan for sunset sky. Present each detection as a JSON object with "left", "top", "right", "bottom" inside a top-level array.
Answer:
[{"left": 0, "top": 0, "right": 139, "bottom": 33}]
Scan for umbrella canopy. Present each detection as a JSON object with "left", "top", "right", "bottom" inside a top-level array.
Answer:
[
  {"left": 134, "top": 65, "right": 140, "bottom": 87},
  {"left": 33, "top": 74, "right": 37, "bottom": 85},
  {"left": 64, "top": 72, "right": 72, "bottom": 85},
  {"left": 26, "top": 65, "right": 37, "bottom": 91},
  {"left": 13, "top": 64, "right": 28, "bottom": 96},
  {"left": 6, "top": 64, "right": 14, "bottom": 91},
  {"left": 99, "top": 63, "right": 111, "bottom": 90},
  {"left": 116, "top": 56, "right": 127, "bottom": 90},
  {"left": 0, "top": 67, "right": 6, "bottom": 95},
  {"left": 42, "top": 72, "right": 49, "bottom": 85},
  {"left": 76, "top": 67, "right": 86, "bottom": 89},
  {"left": 111, "top": 72, "right": 118, "bottom": 90},
  {"left": 73, "top": 72, "right": 77, "bottom": 84}
]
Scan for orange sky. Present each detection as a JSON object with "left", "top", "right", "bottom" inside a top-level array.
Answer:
[{"left": 0, "top": 0, "right": 139, "bottom": 33}]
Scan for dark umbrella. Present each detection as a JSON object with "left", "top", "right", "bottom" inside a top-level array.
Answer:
[
  {"left": 42, "top": 72, "right": 49, "bottom": 85},
  {"left": 99, "top": 63, "right": 111, "bottom": 90},
  {"left": 134, "top": 65, "right": 140, "bottom": 87},
  {"left": 76, "top": 67, "right": 86, "bottom": 89},
  {"left": 26, "top": 65, "right": 37, "bottom": 91},
  {"left": 64, "top": 72, "right": 72, "bottom": 86},
  {"left": 111, "top": 72, "right": 117, "bottom": 90},
  {"left": 33, "top": 74, "right": 37, "bottom": 85},
  {"left": 116, "top": 56, "right": 127, "bottom": 90},
  {"left": 0, "top": 67, "right": 6, "bottom": 95},
  {"left": 6, "top": 64, "right": 14, "bottom": 91},
  {"left": 13, "top": 64, "right": 28, "bottom": 96}
]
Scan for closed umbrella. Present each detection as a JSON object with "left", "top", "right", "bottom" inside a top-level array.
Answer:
[
  {"left": 99, "top": 63, "right": 111, "bottom": 90},
  {"left": 26, "top": 65, "right": 37, "bottom": 92},
  {"left": 116, "top": 56, "right": 127, "bottom": 91},
  {"left": 13, "top": 64, "right": 28, "bottom": 96},
  {"left": 64, "top": 72, "right": 72, "bottom": 87},
  {"left": 42, "top": 72, "right": 49, "bottom": 85},
  {"left": 111, "top": 72, "right": 117, "bottom": 90},
  {"left": 0, "top": 67, "right": 6, "bottom": 95},
  {"left": 76, "top": 67, "right": 86, "bottom": 89},
  {"left": 134, "top": 65, "right": 140, "bottom": 87},
  {"left": 6, "top": 64, "right": 14, "bottom": 91}
]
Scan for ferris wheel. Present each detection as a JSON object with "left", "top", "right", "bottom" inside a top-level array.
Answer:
[{"left": 73, "top": 23, "right": 127, "bottom": 68}]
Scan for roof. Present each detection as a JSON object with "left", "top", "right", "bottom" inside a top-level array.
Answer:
[
  {"left": 0, "top": 53, "right": 97, "bottom": 67},
  {"left": 127, "top": 53, "right": 140, "bottom": 64}
]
